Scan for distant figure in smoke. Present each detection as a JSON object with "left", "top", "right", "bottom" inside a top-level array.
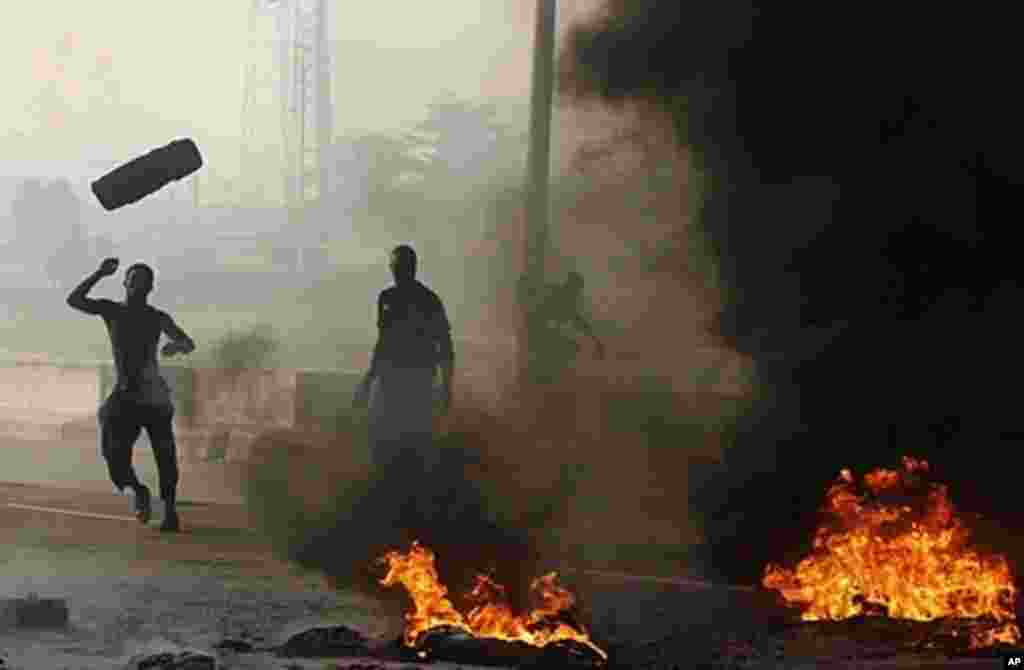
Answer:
[
  {"left": 67, "top": 258, "right": 196, "bottom": 532},
  {"left": 519, "top": 270, "right": 605, "bottom": 384},
  {"left": 353, "top": 245, "right": 455, "bottom": 497}
]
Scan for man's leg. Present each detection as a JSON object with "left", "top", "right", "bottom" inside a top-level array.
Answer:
[
  {"left": 399, "top": 379, "right": 441, "bottom": 530},
  {"left": 143, "top": 404, "right": 180, "bottom": 532},
  {"left": 367, "top": 376, "right": 399, "bottom": 472},
  {"left": 98, "top": 393, "right": 150, "bottom": 523}
]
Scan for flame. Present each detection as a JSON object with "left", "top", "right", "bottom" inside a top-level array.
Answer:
[
  {"left": 763, "top": 456, "right": 1021, "bottom": 647},
  {"left": 380, "top": 541, "right": 607, "bottom": 660}
]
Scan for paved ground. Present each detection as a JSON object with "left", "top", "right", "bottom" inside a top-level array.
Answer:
[
  {"left": 0, "top": 479, "right": 403, "bottom": 670},
  {"left": 0, "top": 434, "right": 247, "bottom": 505},
  {"left": 0, "top": 436, "right": 1016, "bottom": 669}
]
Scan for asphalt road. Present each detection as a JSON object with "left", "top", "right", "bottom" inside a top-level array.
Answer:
[
  {"left": 0, "top": 437, "right": 1015, "bottom": 669},
  {"left": 0, "top": 433, "right": 247, "bottom": 505}
]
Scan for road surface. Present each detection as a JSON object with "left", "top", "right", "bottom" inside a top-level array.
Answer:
[{"left": 0, "top": 436, "right": 1014, "bottom": 669}]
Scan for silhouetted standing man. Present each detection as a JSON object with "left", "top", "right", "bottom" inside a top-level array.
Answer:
[
  {"left": 67, "top": 258, "right": 195, "bottom": 532},
  {"left": 518, "top": 270, "right": 605, "bottom": 384},
  {"left": 354, "top": 245, "right": 454, "bottom": 477}
]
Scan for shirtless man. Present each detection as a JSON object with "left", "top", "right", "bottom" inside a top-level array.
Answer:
[{"left": 67, "top": 257, "right": 195, "bottom": 532}]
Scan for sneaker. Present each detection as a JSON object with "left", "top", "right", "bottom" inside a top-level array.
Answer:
[
  {"left": 132, "top": 486, "right": 152, "bottom": 525},
  {"left": 160, "top": 508, "right": 181, "bottom": 533}
]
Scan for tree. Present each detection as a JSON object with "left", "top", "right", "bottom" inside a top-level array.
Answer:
[
  {"left": 326, "top": 132, "right": 425, "bottom": 236},
  {"left": 11, "top": 179, "right": 47, "bottom": 254},
  {"left": 411, "top": 93, "right": 524, "bottom": 188},
  {"left": 46, "top": 179, "right": 89, "bottom": 289},
  {"left": 406, "top": 94, "right": 527, "bottom": 259},
  {"left": 12, "top": 178, "right": 88, "bottom": 287},
  {"left": 323, "top": 97, "right": 526, "bottom": 280}
]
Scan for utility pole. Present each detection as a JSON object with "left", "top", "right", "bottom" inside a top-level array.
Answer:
[
  {"left": 313, "top": 0, "right": 333, "bottom": 206},
  {"left": 240, "top": 0, "right": 333, "bottom": 217},
  {"left": 296, "top": 41, "right": 306, "bottom": 216},
  {"left": 518, "top": 0, "right": 558, "bottom": 386},
  {"left": 296, "top": 41, "right": 307, "bottom": 273}
]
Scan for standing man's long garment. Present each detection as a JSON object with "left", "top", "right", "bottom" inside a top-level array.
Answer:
[
  {"left": 368, "top": 366, "right": 436, "bottom": 470},
  {"left": 366, "top": 279, "right": 453, "bottom": 475}
]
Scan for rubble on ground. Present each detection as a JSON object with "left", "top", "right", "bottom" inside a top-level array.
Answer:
[
  {"left": 135, "top": 649, "right": 216, "bottom": 670},
  {"left": 276, "top": 624, "right": 371, "bottom": 658}
]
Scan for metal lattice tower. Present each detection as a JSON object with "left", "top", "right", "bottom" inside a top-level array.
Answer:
[{"left": 240, "top": 0, "right": 334, "bottom": 211}]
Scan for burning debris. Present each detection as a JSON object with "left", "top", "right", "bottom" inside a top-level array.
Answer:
[
  {"left": 378, "top": 541, "right": 607, "bottom": 666},
  {"left": 0, "top": 593, "right": 68, "bottom": 629},
  {"left": 212, "top": 639, "right": 255, "bottom": 653},
  {"left": 136, "top": 650, "right": 215, "bottom": 670},
  {"left": 276, "top": 624, "right": 370, "bottom": 658},
  {"left": 763, "top": 456, "right": 1021, "bottom": 649}
]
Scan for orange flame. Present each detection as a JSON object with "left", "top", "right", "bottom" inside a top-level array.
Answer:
[
  {"left": 763, "top": 457, "right": 1020, "bottom": 647},
  {"left": 379, "top": 541, "right": 607, "bottom": 660}
]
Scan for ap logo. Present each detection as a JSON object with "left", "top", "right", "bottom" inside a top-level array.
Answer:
[{"left": 1006, "top": 655, "right": 1023, "bottom": 667}]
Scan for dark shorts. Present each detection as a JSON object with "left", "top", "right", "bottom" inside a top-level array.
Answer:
[{"left": 98, "top": 390, "right": 179, "bottom": 500}]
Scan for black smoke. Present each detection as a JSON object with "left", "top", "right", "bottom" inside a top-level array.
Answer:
[
  {"left": 560, "top": 2, "right": 1023, "bottom": 583},
  {"left": 243, "top": 405, "right": 560, "bottom": 613}
]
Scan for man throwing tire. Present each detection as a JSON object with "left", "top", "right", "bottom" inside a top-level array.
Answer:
[{"left": 67, "top": 257, "right": 196, "bottom": 532}]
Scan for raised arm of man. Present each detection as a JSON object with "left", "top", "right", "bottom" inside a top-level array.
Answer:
[
  {"left": 572, "top": 310, "right": 606, "bottom": 360},
  {"left": 67, "top": 257, "right": 119, "bottom": 315}
]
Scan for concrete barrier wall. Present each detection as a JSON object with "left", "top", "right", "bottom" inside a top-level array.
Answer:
[
  {"left": 0, "top": 361, "right": 365, "bottom": 464},
  {"left": 293, "top": 369, "right": 362, "bottom": 431},
  {"left": 0, "top": 359, "right": 747, "bottom": 468},
  {"left": 0, "top": 337, "right": 524, "bottom": 433},
  {"left": 0, "top": 362, "right": 100, "bottom": 416},
  {"left": 191, "top": 367, "right": 298, "bottom": 429},
  {"left": 1, "top": 362, "right": 356, "bottom": 432},
  {"left": 0, "top": 362, "right": 305, "bottom": 470}
]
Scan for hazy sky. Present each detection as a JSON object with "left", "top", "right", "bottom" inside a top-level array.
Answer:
[{"left": 0, "top": 1, "right": 600, "bottom": 185}]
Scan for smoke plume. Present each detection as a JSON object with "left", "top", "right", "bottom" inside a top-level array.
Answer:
[
  {"left": 560, "top": 1, "right": 1023, "bottom": 583},
  {"left": 242, "top": 398, "right": 578, "bottom": 613}
]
